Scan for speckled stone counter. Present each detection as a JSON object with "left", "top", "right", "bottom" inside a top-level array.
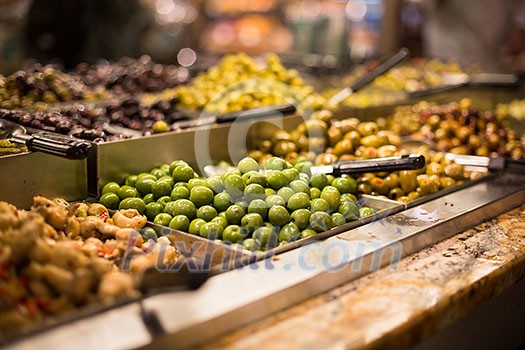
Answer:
[{"left": 201, "top": 204, "right": 525, "bottom": 349}]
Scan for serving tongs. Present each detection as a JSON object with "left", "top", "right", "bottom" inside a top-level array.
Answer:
[
  {"left": 408, "top": 73, "right": 522, "bottom": 99},
  {"left": 204, "top": 154, "right": 425, "bottom": 177},
  {"left": 173, "top": 103, "right": 297, "bottom": 130},
  {"left": 401, "top": 137, "right": 525, "bottom": 174},
  {"left": 0, "top": 118, "right": 92, "bottom": 159},
  {"left": 329, "top": 47, "right": 411, "bottom": 106}
]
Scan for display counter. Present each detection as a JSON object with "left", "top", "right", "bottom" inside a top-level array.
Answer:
[{"left": 198, "top": 203, "right": 525, "bottom": 349}]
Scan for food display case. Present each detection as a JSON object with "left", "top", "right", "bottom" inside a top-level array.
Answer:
[
  {"left": 0, "top": 9, "right": 525, "bottom": 349},
  {"left": 1, "top": 79, "right": 524, "bottom": 348}
]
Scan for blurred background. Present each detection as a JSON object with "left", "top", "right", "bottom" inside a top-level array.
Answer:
[{"left": 0, "top": 0, "right": 524, "bottom": 74}]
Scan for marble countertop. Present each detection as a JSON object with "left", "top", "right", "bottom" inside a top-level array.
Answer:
[{"left": 202, "top": 204, "right": 525, "bottom": 349}]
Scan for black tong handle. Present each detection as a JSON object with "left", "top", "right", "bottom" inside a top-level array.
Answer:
[
  {"left": 12, "top": 132, "right": 92, "bottom": 160},
  {"left": 329, "top": 48, "right": 410, "bottom": 105},
  {"left": 332, "top": 154, "right": 425, "bottom": 176},
  {"left": 216, "top": 103, "right": 297, "bottom": 123},
  {"left": 351, "top": 47, "right": 410, "bottom": 92}
]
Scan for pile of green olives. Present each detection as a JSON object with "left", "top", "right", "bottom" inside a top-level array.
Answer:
[{"left": 99, "top": 156, "right": 375, "bottom": 252}]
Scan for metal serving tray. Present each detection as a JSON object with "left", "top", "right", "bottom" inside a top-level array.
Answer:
[
  {"left": 0, "top": 151, "right": 88, "bottom": 209},
  {"left": 147, "top": 195, "right": 404, "bottom": 273}
]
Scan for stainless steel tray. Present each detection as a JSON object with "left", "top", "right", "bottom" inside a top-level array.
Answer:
[
  {"left": 0, "top": 151, "right": 88, "bottom": 209},
  {"left": 147, "top": 195, "right": 404, "bottom": 272}
]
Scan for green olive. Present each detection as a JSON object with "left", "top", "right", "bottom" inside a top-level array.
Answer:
[
  {"left": 241, "top": 213, "right": 264, "bottom": 233},
  {"left": 145, "top": 202, "right": 164, "bottom": 221},
  {"left": 117, "top": 185, "right": 139, "bottom": 199},
  {"left": 199, "top": 222, "right": 223, "bottom": 240},
  {"left": 154, "top": 213, "right": 173, "bottom": 226},
  {"left": 118, "top": 197, "right": 146, "bottom": 214},
  {"left": 225, "top": 204, "right": 246, "bottom": 225},
  {"left": 279, "top": 222, "right": 301, "bottom": 242},
  {"left": 169, "top": 215, "right": 190, "bottom": 231},
  {"left": 197, "top": 205, "right": 218, "bottom": 221},
  {"left": 309, "top": 212, "right": 332, "bottom": 232},
  {"left": 301, "top": 229, "right": 317, "bottom": 239},
  {"left": 99, "top": 192, "right": 120, "bottom": 210},
  {"left": 331, "top": 212, "right": 346, "bottom": 227},
  {"left": 320, "top": 186, "right": 341, "bottom": 211},
  {"left": 253, "top": 226, "right": 278, "bottom": 249},
  {"left": 290, "top": 209, "right": 311, "bottom": 230},
  {"left": 242, "top": 171, "right": 267, "bottom": 187},
  {"left": 102, "top": 182, "right": 120, "bottom": 195},
  {"left": 265, "top": 170, "right": 289, "bottom": 190},
  {"left": 189, "top": 218, "right": 206, "bottom": 235},
  {"left": 287, "top": 192, "right": 310, "bottom": 211},
  {"left": 238, "top": 157, "right": 260, "bottom": 174},
  {"left": 268, "top": 205, "right": 290, "bottom": 226},
  {"left": 222, "top": 225, "right": 247, "bottom": 243},
  {"left": 338, "top": 201, "right": 359, "bottom": 221},
  {"left": 359, "top": 206, "right": 375, "bottom": 218}
]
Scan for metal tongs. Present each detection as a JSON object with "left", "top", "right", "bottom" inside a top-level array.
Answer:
[
  {"left": 402, "top": 137, "right": 525, "bottom": 174},
  {"left": 173, "top": 103, "right": 297, "bottom": 130},
  {"left": 0, "top": 119, "right": 92, "bottom": 159},
  {"left": 329, "top": 47, "right": 411, "bottom": 106},
  {"left": 204, "top": 154, "right": 425, "bottom": 177},
  {"left": 409, "top": 73, "right": 522, "bottom": 98}
]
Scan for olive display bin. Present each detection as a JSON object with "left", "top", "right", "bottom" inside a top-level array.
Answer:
[
  {"left": 0, "top": 151, "right": 89, "bottom": 209},
  {"left": 5, "top": 172, "right": 525, "bottom": 350}
]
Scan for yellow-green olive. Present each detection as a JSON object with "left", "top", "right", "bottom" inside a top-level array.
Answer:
[
  {"left": 426, "top": 162, "right": 444, "bottom": 176},
  {"left": 271, "top": 130, "right": 291, "bottom": 143},
  {"left": 399, "top": 170, "right": 418, "bottom": 193},
  {"left": 333, "top": 139, "right": 353, "bottom": 156},
  {"left": 308, "top": 137, "right": 326, "bottom": 154},
  {"left": 440, "top": 177, "right": 456, "bottom": 188},
  {"left": 310, "top": 110, "right": 333, "bottom": 123},
  {"left": 258, "top": 140, "right": 272, "bottom": 153},
  {"left": 383, "top": 173, "right": 400, "bottom": 189},
  {"left": 360, "top": 135, "right": 382, "bottom": 148},
  {"left": 389, "top": 188, "right": 405, "bottom": 200},
  {"left": 305, "top": 120, "right": 328, "bottom": 138},
  {"left": 273, "top": 140, "right": 297, "bottom": 157},
  {"left": 327, "top": 126, "right": 343, "bottom": 147},
  {"left": 370, "top": 177, "right": 390, "bottom": 195},
  {"left": 378, "top": 145, "right": 398, "bottom": 158},
  {"left": 343, "top": 130, "right": 362, "bottom": 148},
  {"left": 407, "top": 191, "right": 420, "bottom": 201},
  {"left": 315, "top": 153, "right": 338, "bottom": 165},
  {"left": 357, "top": 122, "right": 379, "bottom": 136},
  {"left": 444, "top": 163, "right": 464, "bottom": 180},
  {"left": 361, "top": 147, "right": 379, "bottom": 159}
]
